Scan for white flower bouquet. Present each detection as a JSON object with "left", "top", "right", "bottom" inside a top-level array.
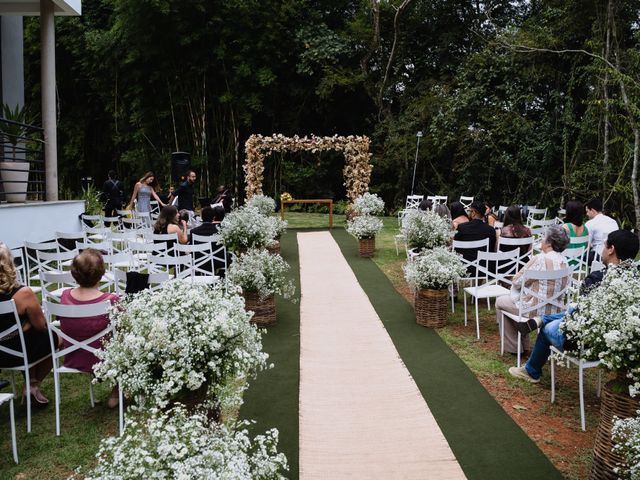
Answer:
[
  {"left": 80, "top": 406, "right": 288, "bottom": 480},
  {"left": 219, "top": 206, "right": 277, "bottom": 253},
  {"left": 613, "top": 411, "right": 640, "bottom": 480},
  {"left": 227, "top": 248, "right": 296, "bottom": 301},
  {"left": 403, "top": 247, "right": 466, "bottom": 290},
  {"left": 401, "top": 209, "right": 451, "bottom": 250},
  {"left": 93, "top": 281, "right": 268, "bottom": 408},
  {"left": 247, "top": 194, "right": 277, "bottom": 216},
  {"left": 352, "top": 192, "right": 385, "bottom": 216},
  {"left": 346, "top": 215, "right": 383, "bottom": 239},
  {"left": 561, "top": 262, "right": 640, "bottom": 396},
  {"left": 267, "top": 215, "right": 288, "bottom": 240}
]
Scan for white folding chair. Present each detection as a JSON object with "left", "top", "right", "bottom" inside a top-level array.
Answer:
[
  {"left": 561, "top": 246, "right": 589, "bottom": 296},
  {"left": 10, "top": 247, "right": 28, "bottom": 289},
  {"left": 550, "top": 345, "right": 602, "bottom": 431},
  {"left": 427, "top": 195, "right": 448, "bottom": 206},
  {"left": 100, "top": 252, "right": 134, "bottom": 291},
  {"left": 0, "top": 300, "right": 52, "bottom": 432},
  {"left": 453, "top": 238, "right": 490, "bottom": 312},
  {"left": 24, "top": 241, "right": 60, "bottom": 293},
  {"left": 75, "top": 240, "right": 113, "bottom": 255},
  {"left": 121, "top": 217, "right": 143, "bottom": 231},
  {"left": 192, "top": 233, "right": 228, "bottom": 277},
  {"left": 55, "top": 231, "right": 87, "bottom": 253},
  {"left": 43, "top": 300, "right": 120, "bottom": 436},
  {"left": 113, "top": 269, "right": 171, "bottom": 295},
  {"left": 529, "top": 218, "right": 556, "bottom": 230},
  {"left": 84, "top": 226, "right": 112, "bottom": 243},
  {"left": 405, "top": 195, "right": 423, "bottom": 209},
  {"left": 0, "top": 393, "right": 18, "bottom": 463},
  {"left": 497, "top": 236, "right": 534, "bottom": 270},
  {"left": 149, "top": 200, "right": 161, "bottom": 216},
  {"left": 136, "top": 211, "right": 153, "bottom": 227},
  {"left": 463, "top": 249, "right": 519, "bottom": 339},
  {"left": 116, "top": 209, "right": 134, "bottom": 217},
  {"left": 497, "top": 205, "right": 508, "bottom": 217},
  {"left": 146, "top": 233, "right": 179, "bottom": 257},
  {"left": 394, "top": 210, "right": 412, "bottom": 256},
  {"left": 500, "top": 267, "right": 572, "bottom": 367},
  {"left": 459, "top": 196, "right": 474, "bottom": 209},
  {"left": 36, "top": 249, "right": 78, "bottom": 275},
  {"left": 39, "top": 271, "right": 77, "bottom": 302},
  {"left": 174, "top": 243, "right": 219, "bottom": 285},
  {"left": 148, "top": 253, "right": 190, "bottom": 278},
  {"left": 526, "top": 207, "right": 547, "bottom": 226},
  {"left": 80, "top": 214, "right": 103, "bottom": 229},
  {"left": 102, "top": 216, "right": 122, "bottom": 229}
]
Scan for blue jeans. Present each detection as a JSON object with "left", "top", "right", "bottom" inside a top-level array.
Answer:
[{"left": 524, "top": 313, "right": 566, "bottom": 380}]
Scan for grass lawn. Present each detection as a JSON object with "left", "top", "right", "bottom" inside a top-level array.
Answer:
[{"left": 0, "top": 212, "right": 598, "bottom": 479}]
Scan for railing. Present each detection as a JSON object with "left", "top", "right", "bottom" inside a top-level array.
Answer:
[{"left": 0, "top": 117, "right": 46, "bottom": 202}]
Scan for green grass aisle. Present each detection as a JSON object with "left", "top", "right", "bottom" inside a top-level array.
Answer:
[
  {"left": 240, "top": 230, "right": 300, "bottom": 479},
  {"left": 332, "top": 228, "right": 563, "bottom": 480}
]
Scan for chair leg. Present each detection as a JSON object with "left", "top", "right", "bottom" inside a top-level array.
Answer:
[
  {"left": 463, "top": 292, "right": 468, "bottom": 326},
  {"left": 550, "top": 358, "right": 556, "bottom": 403},
  {"left": 500, "top": 313, "right": 505, "bottom": 355},
  {"left": 54, "top": 371, "right": 61, "bottom": 436},
  {"left": 88, "top": 379, "right": 95, "bottom": 408},
  {"left": 474, "top": 298, "right": 480, "bottom": 340},
  {"left": 486, "top": 297, "right": 490, "bottom": 310},
  {"left": 394, "top": 237, "right": 399, "bottom": 256},
  {"left": 579, "top": 364, "right": 586, "bottom": 431},
  {"left": 517, "top": 332, "right": 521, "bottom": 368},
  {"left": 10, "top": 372, "right": 16, "bottom": 396},
  {"left": 9, "top": 397, "right": 18, "bottom": 463},
  {"left": 24, "top": 371, "right": 31, "bottom": 433},
  {"left": 118, "top": 385, "right": 124, "bottom": 436}
]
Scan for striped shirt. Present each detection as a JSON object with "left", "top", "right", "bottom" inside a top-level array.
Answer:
[{"left": 511, "top": 250, "right": 570, "bottom": 315}]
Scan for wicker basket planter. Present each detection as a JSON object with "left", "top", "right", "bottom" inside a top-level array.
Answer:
[
  {"left": 590, "top": 379, "right": 640, "bottom": 480},
  {"left": 267, "top": 241, "right": 281, "bottom": 255},
  {"left": 243, "top": 291, "right": 276, "bottom": 327},
  {"left": 414, "top": 288, "right": 448, "bottom": 328},
  {"left": 358, "top": 237, "right": 375, "bottom": 258}
]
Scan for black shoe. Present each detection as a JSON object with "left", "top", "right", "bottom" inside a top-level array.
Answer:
[{"left": 514, "top": 318, "right": 540, "bottom": 336}]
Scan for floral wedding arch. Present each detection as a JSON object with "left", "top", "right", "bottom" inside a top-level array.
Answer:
[{"left": 243, "top": 134, "right": 373, "bottom": 202}]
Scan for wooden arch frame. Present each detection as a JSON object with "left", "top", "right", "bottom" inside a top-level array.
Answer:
[{"left": 243, "top": 134, "right": 373, "bottom": 202}]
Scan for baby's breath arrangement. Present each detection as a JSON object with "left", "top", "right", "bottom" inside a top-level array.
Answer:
[
  {"left": 346, "top": 215, "right": 383, "bottom": 239},
  {"left": 219, "top": 206, "right": 277, "bottom": 253},
  {"left": 562, "top": 262, "right": 640, "bottom": 396},
  {"left": 93, "top": 281, "right": 268, "bottom": 408},
  {"left": 227, "top": 248, "right": 296, "bottom": 301},
  {"left": 247, "top": 194, "right": 277, "bottom": 216},
  {"left": 401, "top": 209, "right": 451, "bottom": 250},
  {"left": 612, "top": 411, "right": 640, "bottom": 480},
  {"left": 352, "top": 192, "right": 385, "bottom": 216},
  {"left": 80, "top": 406, "right": 288, "bottom": 480},
  {"left": 267, "top": 215, "right": 288, "bottom": 240},
  {"left": 403, "top": 247, "right": 466, "bottom": 290}
]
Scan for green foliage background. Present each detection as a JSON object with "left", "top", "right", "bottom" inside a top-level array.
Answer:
[{"left": 20, "top": 0, "right": 640, "bottom": 226}]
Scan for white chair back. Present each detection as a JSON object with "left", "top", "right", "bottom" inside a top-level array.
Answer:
[
  {"left": 148, "top": 253, "right": 191, "bottom": 276},
  {"left": 39, "top": 271, "right": 77, "bottom": 303},
  {"left": 36, "top": 249, "right": 78, "bottom": 273},
  {"left": 517, "top": 267, "right": 573, "bottom": 317},
  {"left": 459, "top": 196, "right": 474, "bottom": 209},
  {"left": 10, "top": 247, "right": 28, "bottom": 287},
  {"left": 405, "top": 195, "right": 423, "bottom": 209},
  {"left": 529, "top": 218, "right": 556, "bottom": 229},
  {"left": 147, "top": 233, "right": 179, "bottom": 256},
  {"left": 80, "top": 214, "right": 103, "bottom": 229},
  {"left": 192, "top": 234, "right": 228, "bottom": 276},
  {"left": 497, "top": 236, "right": 534, "bottom": 270},
  {"left": 452, "top": 238, "right": 490, "bottom": 281},
  {"left": 55, "top": 231, "right": 87, "bottom": 253},
  {"left": 427, "top": 195, "right": 448, "bottom": 205},
  {"left": 526, "top": 207, "right": 547, "bottom": 225},
  {"left": 24, "top": 240, "right": 59, "bottom": 286},
  {"left": 475, "top": 249, "right": 519, "bottom": 288}
]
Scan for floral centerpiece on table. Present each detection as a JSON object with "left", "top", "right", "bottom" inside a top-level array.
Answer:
[
  {"left": 346, "top": 215, "right": 384, "bottom": 240},
  {"left": 403, "top": 247, "right": 466, "bottom": 290},
  {"left": 219, "top": 206, "right": 277, "bottom": 253},
  {"left": 352, "top": 192, "right": 385, "bottom": 216},
  {"left": 227, "top": 249, "right": 296, "bottom": 301},
  {"left": 401, "top": 209, "right": 451, "bottom": 251},
  {"left": 613, "top": 411, "right": 640, "bottom": 480},
  {"left": 247, "top": 194, "right": 277, "bottom": 216},
  {"left": 79, "top": 406, "right": 288, "bottom": 480},
  {"left": 93, "top": 281, "right": 268, "bottom": 410},
  {"left": 561, "top": 262, "right": 640, "bottom": 397}
]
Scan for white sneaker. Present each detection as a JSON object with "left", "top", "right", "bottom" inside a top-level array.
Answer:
[{"left": 508, "top": 366, "right": 540, "bottom": 384}]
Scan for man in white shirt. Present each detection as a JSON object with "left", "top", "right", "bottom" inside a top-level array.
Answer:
[{"left": 585, "top": 198, "right": 618, "bottom": 253}]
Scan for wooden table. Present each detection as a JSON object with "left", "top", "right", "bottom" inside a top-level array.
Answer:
[{"left": 280, "top": 199, "right": 333, "bottom": 228}]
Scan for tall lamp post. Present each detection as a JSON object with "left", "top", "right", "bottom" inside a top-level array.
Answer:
[{"left": 410, "top": 131, "right": 423, "bottom": 195}]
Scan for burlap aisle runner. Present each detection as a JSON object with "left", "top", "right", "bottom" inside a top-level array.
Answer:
[{"left": 298, "top": 231, "right": 466, "bottom": 479}]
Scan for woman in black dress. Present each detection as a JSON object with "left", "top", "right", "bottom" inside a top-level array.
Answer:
[{"left": 0, "top": 243, "right": 58, "bottom": 404}]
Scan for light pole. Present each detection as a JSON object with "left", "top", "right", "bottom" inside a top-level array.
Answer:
[{"left": 410, "top": 131, "right": 423, "bottom": 195}]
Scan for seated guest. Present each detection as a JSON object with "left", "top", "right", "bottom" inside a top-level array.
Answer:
[
  {"left": 585, "top": 198, "right": 618, "bottom": 253},
  {"left": 212, "top": 185, "right": 233, "bottom": 213},
  {"left": 418, "top": 198, "right": 433, "bottom": 211},
  {"left": 495, "top": 225, "right": 570, "bottom": 355},
  {"left": 434, "top": 203, "right": 451, "bottom": 220},
  {"left": 154, "top": 205, "right": 189, "bottom": 247},
  {"left": 454, "top": 201, "right": 497, "bottom": 265},
  {"left": 498, "top": 205, "right": 532, "bottom": 257},
  {"left": 562, "top": 200, "right": 589, "bottom": 250},
  {"left": 450, "top": 201, "right": 469, "bottom": 230},
  {"left": 60, "top": 249, "right": 120, "bottom": 407},
  {"left": 508, "top": 230, "right": 639, "bottom": 382},
  {"left": 484, "top": 202, "right": 498, "bottom": 227},
  {"left": 0, "top": 243, "right": 59, "bottom": 405}
]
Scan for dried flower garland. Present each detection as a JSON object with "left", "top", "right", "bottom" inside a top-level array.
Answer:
[{"left": 244, "top": 134, "right": 373, "bottom": 202}]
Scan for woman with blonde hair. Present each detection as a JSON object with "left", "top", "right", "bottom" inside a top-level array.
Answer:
[
  {"left": 0, "top": 243, "right": 58, "bottom": 405},
  {"left": 127, "top": 171, "right": 166, "bottom": 213}
]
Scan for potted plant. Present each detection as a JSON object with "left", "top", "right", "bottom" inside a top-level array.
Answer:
[
  {"left": 560, "top": 262, "right": 640, "bottom": 479},
  {"left": 346, "top": 215, "right": 384, "bottom": 257},
  {"left": 93, "top": 281, "right": 268, "bottom": 417},
  {"left": 401, "top": 209, "right": 451, "bottom": 255},
  {"left": 612, "top": 411, "right": 640, "bottom": 480},
  {"left": 0, "top": 103, "right": 32, "bottom": 202},
  {"left": 352, "top": 192, "right": 385, "bottom": 216},
  {"left": 219, "top": 206, "right": 278, "bottom": 254},
  {"left": 226, "top": 248, "right": 296, "bottom": 327},
  {"left": 76, "top": 405, "right": 288, "bottom": 479},
  {"left": 403, "top": 247, "right": 466, "bottom": 327}
]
